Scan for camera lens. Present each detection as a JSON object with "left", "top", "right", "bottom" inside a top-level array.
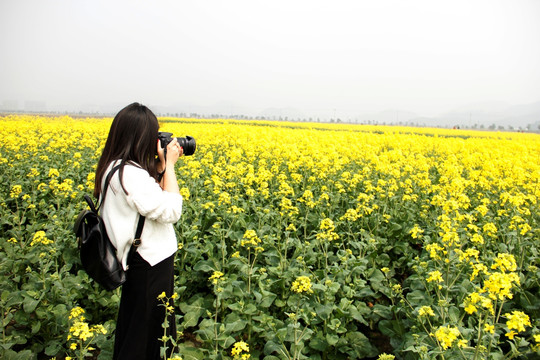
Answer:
[{"left": 177, "top": 136, "right": 196, "bottom": 156}]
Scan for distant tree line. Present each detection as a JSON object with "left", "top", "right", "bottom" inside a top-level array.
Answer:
[{"left": 2, "top": 110, "right": 539, "bottom": 132}]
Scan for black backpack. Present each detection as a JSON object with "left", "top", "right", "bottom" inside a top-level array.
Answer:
[{"left": 74, "top": 165, "right": 145, "bottom": 290}]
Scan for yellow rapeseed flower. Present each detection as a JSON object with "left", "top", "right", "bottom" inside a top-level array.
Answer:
[
  {"left": 316, "top": 218, "right": 339, "bottom": 241},
  {"left": 48, "top": 168, "right": 60, "bottom": 178},
  {"left": 434, "top": 325, "right": 461, "bottom": 350},
  {"left": 505, "top": 311, "right": 531, "bottom": 333},
  {"left": 483, "top": 271, "right": 520, "bottom": 300},
  {"left": 209, "top": 271, "right": 224, "bottom": 285},
  {"left": 231, "top": 340, "right": 250, "bottom": 359},
  {"left": 418, "top": 306, "right": 435, "bottom": 317},
  {"left": 30, "top": 231, "right": 53, "bottom": 246},
  {"left": 426, "top": 270, "right": 443, "bottom": 283},
  {"left": 377, "top": 354, "right": 395, "bottom": 360},
  {"left": 10, "top": 185, "right": 22, "bottom": 198},
  {"left": 425, "top": 243, "right": 445, "bottom": 260},
  {"left": 291, "top": 275, "right": 313, "bottom": 294},
  {"left": 491, "top": 253, "right": 517, "bottom": 273},
  {"left": 241, "top": 230, "right": 261, "bottom": 247},
  {"left": 409, "top": 224, "right": 424, "bottom": 239}
]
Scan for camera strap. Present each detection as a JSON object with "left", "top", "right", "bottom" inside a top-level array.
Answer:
[{"left": 157, "top": 167, "right": 166, "bottom": 182}]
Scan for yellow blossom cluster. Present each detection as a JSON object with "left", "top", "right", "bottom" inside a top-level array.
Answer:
[
  {"left": 241, "top": 229, "right": 261, "bottom": 248},
  {"left": 426, "top": 270, "right": 443, "bottom": 283},
  {"left": 209, "top": 271, "right": 224, "bottom": 285},
  {"left": 231, "top": 340, "right": 250, "bottom": 359},
  {"left": 30, "top": 231, "right": 53, "bottom": 246},
  {"left": 505, "top": 310, "right": 531, "bottom": 336},
  {"left": 418, "top": 306, "right": 435, "bottom": 318},
  {"left": 67, "top": 307, "right": 107, "bottom": 349},
  {"left": 482, "top": 254, "right": 520, "bottom": 301},
  {"left": 462, "top": 253, "right": 521, "bottom": 317},
  {"left": 10, "top": 184, "right": 22, "bottom": 198},
  {"left": 409, "top": 224, "right": 424, "bottom": 239},
  {"left": 291, "top": 275, "right": 313, "bottom": 294},
  {"left": 434, "top": 325, "right": 462, "bottom": 350},
  {"left": 316, "top": 218, "right": 339, "bottom": 241}
]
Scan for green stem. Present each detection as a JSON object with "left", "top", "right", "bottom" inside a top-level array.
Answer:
[
  {"left": 472, "top": 313, "right": 483, "bottom": 360},
  {"left": 247, "top": 249, "right": 252, "bottom": 294},
  {"left": 214, "top": 293, "right": 220, "bottom": 354}
]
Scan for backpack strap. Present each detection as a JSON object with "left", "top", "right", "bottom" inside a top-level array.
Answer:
[
  {"left": 98, "top": 164, "right": 122, "bottom": 211},
  {"left": 127, "top": 214, "right": 146, "bottom": 264},
  {"left": 133, "top": 214, "right": 145, "bottom": 246},
  {"left": 99, "top": 162, "right": 147, "bottom": 267}
]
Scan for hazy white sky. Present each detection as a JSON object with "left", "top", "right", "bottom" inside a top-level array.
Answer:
[{"left": 1, "top": 0, "right": 539, "bottom": 117}]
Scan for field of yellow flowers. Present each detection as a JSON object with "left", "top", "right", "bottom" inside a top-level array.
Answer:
[{"left": 0, "top": 115, "right": 539, "bottom": 360}]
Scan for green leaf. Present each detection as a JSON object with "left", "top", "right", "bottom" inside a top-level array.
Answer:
[
  {"left": 225, "top": 319, "right": 248, "bottom": 333},
  {"left": 179, "top": 296, "right": 208, "bottom": 328},
  {"left": 195, "top": 319, "right": 216, "bottom": 341},
  {"left": 244, "top": 303, "right": 258, "bottom": 315},
  {"left": 22, "top": 297, "right": 39, "bottom": 314},
  {"left": 369, "top": 268, "right": 385, "bottom": 283},
  {"left": 349, "top": 305, "right": 369, "bottom": 325},
  {"left": 31, "top": 321, "right": 41, "bottom": 334},
  {"left": 309, "top": 332, "right": 328, "bottom": 351},
  {"left": 389, "top": 222, "right": 402, "bottom": 233},
  {"left": 343, "top": 331, "right": 378, "bottom": 358},
  {"left": 326, "top": 333, "right": 339, "bottom": 346},
  {"left": 44, "top": 341, "right": 62, "bottom": 356},
  {"left": 379, "top": 319, "right": 403, "bottom": 338},
  {"left": 314, "top": 303, "right": 334, "bottom": 320},
  {"left": 357, "top": 287, "right": 376, "bottom": 298},
  {"left": 193, "top": 259, "right": 216, "bottom": 273},
  {"left": 264, "top": 341, "right": 285, "bottom": 356},
  {"left": 448, "top": 305, "right": 460, "bottom": 323},
  {"left": 372, "top": 304, "right": 392, "bottom": 320},
  {"left": 217, "top": 335, "right": 236, "bottom": 349},
  {"left": 177, "top": 343, "right": 207, "bottom": 360},
  {"left": 406, "top": 289, "right": 427, "bottom": 304},
  {"left": 254, "top": 288, "right": 277, "bottom": 308},
  {"left": 1, "top": 349, "right": 34, "bottom": 360}
]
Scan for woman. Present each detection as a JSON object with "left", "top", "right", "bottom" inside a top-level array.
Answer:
[{"left": 94, "top": 102, "right": 183, "bottom": 359}]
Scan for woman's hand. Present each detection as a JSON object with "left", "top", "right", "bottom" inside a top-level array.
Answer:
[
  {"left": 157, "top": 138, "right": 184, "bottom": 170},
  {"left": 161, "top": 138, "right": 182, "bottom": 194},
  {"left": 157, "top": 139, "right": 166, "bottom": 166},
  {"left": 165, "top": 138, "right": 183, "bottom": 165}
]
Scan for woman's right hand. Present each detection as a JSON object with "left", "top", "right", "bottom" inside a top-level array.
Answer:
[
  {"left": 160, "top": 138, "right": 182, "bottom": 194},
  {"left": 165, "top": 138, "right": 183, "bottom": 165}
]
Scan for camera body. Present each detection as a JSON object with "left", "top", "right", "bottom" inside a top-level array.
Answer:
[{"left": 158, "top": 132, "right": 196, "bottom": 156}]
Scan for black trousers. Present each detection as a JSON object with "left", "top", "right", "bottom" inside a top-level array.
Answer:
[{"left": 113, "top": 252, "right": 176, "bottom": 360}]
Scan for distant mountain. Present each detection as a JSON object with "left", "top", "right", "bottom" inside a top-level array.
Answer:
[
  {"left": 438, "top": 101, "right": 540, "bottom": 129},
  {"left": 381, "top": 101, "right": 540, "bottom": 130},
  {"left": 352, "top": 109, "right": 417, "bottom": 124},
  {"left": 259, "top": 107, "right": 307, "bottom": 120},
  {"left": 6, "top": 98, "right": 539, "bottom": 131}
]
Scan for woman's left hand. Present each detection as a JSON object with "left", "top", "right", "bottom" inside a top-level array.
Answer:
[{"left": 157, "top": 139, "right": 166, "bottom": 165}]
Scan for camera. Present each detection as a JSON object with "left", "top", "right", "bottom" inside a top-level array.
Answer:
[{"left": 158, "top": 132, "right": 196, "bottom": 156}]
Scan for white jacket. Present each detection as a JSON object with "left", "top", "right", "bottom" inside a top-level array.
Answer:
[{"left": 101, "top": 161, "right": 183, "bottom": 270}]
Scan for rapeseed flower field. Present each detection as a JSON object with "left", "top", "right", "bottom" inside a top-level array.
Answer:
[{"left": 0, "top": 115, "right": 539, "bottom": 359}]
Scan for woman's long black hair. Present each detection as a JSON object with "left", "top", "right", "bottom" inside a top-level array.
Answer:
[{"left": 94, "top": 102, "right": 159, "bottom": 198}]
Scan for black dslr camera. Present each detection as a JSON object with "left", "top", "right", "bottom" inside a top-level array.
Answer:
[{"left": 158, "top": 132, "right": 196, "bottom": 156}]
